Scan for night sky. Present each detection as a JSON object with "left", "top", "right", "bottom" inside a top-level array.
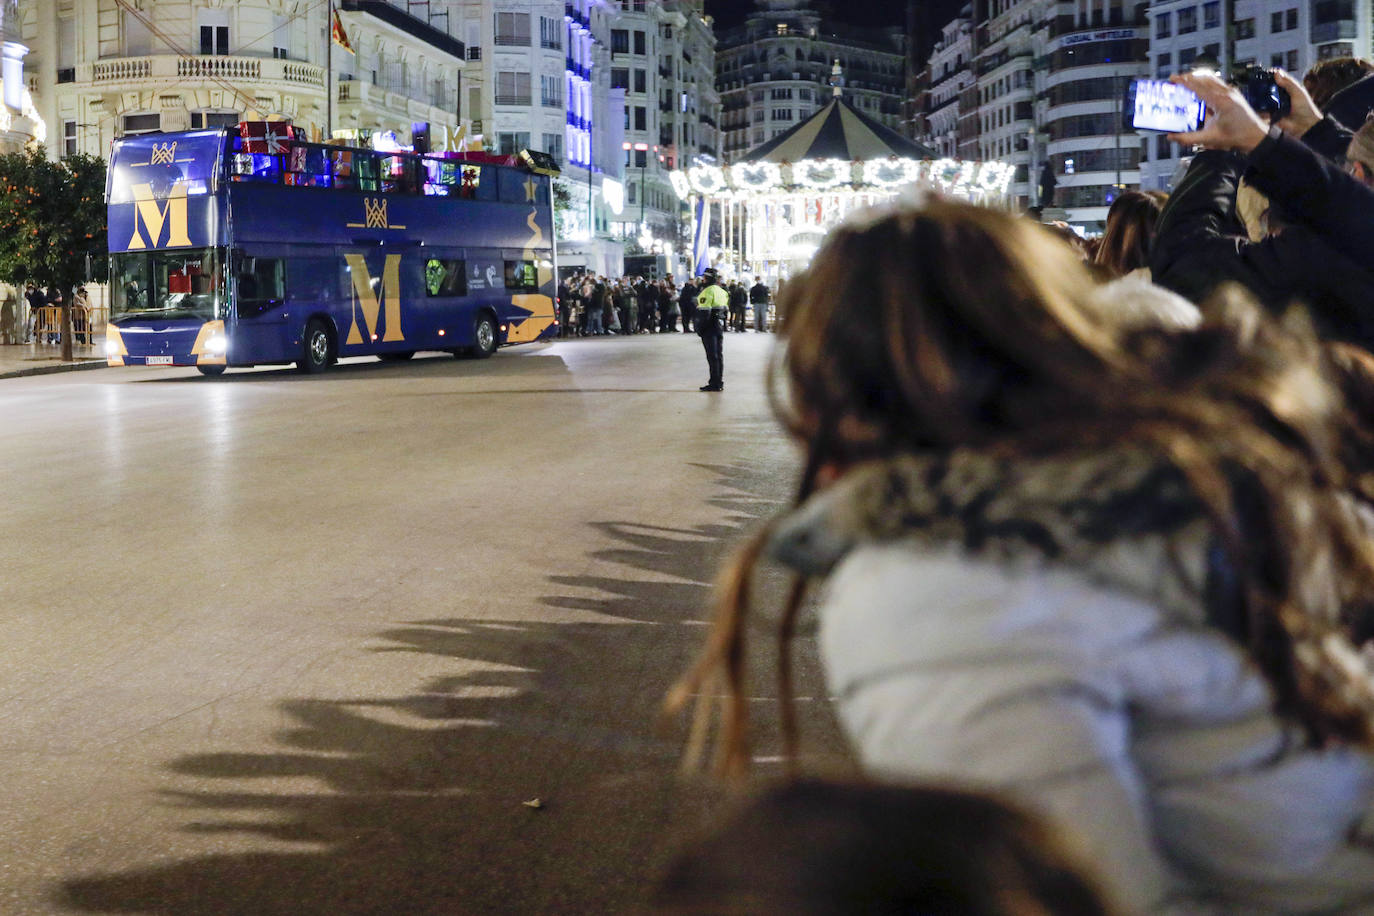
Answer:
[{"left": 703, "top": 0, "right": 907, "bottom": 31}]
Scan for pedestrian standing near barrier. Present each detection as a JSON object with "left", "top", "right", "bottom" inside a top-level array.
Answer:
[
  {"left": 679, "top": 277, "right": 699, "bottom": 333},
  {"left": 728, "top": 281, "right": 748, "bottom": 332},
  {"left": 695, "top": 269, "right": 728, "bottom": 392},
  {"left": 749, "top": 276, "right": 771, "bottom": 332},
  {"left": 23, "top": 282, "right": 42, "bottom": 343},
  {"left": 44, "top": 286, "right": 64, "bottom": 345}
]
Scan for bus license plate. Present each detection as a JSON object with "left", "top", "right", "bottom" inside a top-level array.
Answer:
[{"left": 146, "top": 356, "right": 173, "bottom": 365}]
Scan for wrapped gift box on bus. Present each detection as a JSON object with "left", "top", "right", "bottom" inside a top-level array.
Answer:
[{"left": 239, "top": 121, "right": 296, "bottom": 155}]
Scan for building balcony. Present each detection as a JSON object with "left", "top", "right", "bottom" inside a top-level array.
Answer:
[
  {"left": 89, "top": 54, "right": 328, "bottom": 92},
  {"left": 336, "top": 79, "right": 452, "bottom": 121},
  {"left": 1311, "top": 20, "right": 1357, "bottom": 43}
]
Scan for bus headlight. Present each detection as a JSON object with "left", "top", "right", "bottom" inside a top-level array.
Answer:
[
  {"left": 205, "top": 334, "right": 228, "bottom": 355},
  {"left": 104, "top": 340, "right": 120, "bottom": 357}
]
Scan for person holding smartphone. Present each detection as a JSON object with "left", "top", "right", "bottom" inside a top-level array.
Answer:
[{"left": 1149, "top": 70, "right": 1374, "bottom": 350}]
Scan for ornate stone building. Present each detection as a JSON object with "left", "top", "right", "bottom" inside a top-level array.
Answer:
[{"left": 24, "top": 0, "right": 466, "bottom": 161}]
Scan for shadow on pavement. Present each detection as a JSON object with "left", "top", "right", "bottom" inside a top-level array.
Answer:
[{"left": 59, "top": 462, "right": 848, "bottom": 915}]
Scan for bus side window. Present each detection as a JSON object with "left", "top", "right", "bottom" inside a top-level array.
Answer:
[
  {"left": 503, "top": 260, "right": 538, "bottom": 292},
  {"left": 425, "top": 259, "right": 468, "bottom": 297},
  {"left": 381, "top": 155, "right": 418, "bottom": 194},
  {"left": 356, "top": 154, "right": 378, "bottom": 192},
  {"left": 330, "top": 148, "right": 356, "bottom": 190},
  {"left": 237, "top": 256, "right": 285, "bottom": 318}
]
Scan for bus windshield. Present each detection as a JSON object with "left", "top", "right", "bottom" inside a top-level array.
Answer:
[{"left": 111, "top": 248, "right": 224, "bottom": 322}]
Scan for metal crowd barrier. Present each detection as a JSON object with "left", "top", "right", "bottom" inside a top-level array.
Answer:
[{"left": 31, "top": 305, "right": 98, "bottom": 346}]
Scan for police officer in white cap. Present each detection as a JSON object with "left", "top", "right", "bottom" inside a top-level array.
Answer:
[{"left": 696, "top": 268, "right": 728, "bottom": 391}]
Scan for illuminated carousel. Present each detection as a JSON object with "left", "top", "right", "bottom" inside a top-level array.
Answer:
[{"left": 671, "top": 68, "right": 1014, "bottom": 278}]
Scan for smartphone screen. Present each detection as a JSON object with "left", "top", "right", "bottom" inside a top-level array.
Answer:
[{"left": 1123, "top": 79, "right": 1206, "bottom": 133}]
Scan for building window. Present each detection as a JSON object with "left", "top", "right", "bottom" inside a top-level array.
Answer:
[
  {"left": 541, "top": 132, "right": 564, "bottom": 162},
  {"left": 611, "top": 68, "right": 629, "bottom": 89},
  {"left": 190, "top": 111, "right": 238, "bottom": 129},
  {"left": 495, "top": 12, "right": 531, "bottom": 46},
  {"left": 539, "top": 16, "right": 562, "bottom": 50},
  {"left": 1287, "top": 8, "right": 1299, "bottom": 29},
  {"left": 540, "top": 74, "right": 563, "bottom": 108},
  {"left": 199, "top": 25, "right": 229, "bottom": 55},
  {"left": 633, "top": 30, "right": 646, "bottom": 55},
  {"left": 611, "top": 29, "right": 629, "bottom": 54},
  {"left": 634, "top": 69, "right": 646, "bottom": 93},
  {"left": 497, "top": 131, "right": 530, "bottom": 155},
  {"left": 1155, "top": 11, "right": 1171, "bottom": 38},
  {"left": 1156, "top": 52, "right": 1172, "bottom": 78},
  {"left": 63, "top": 120, "right": 77, "bottom": 158},
  {"left": 1177, "top": 6, "right": 1197, "bottom": 33},
  {"left": 1287, "top": 49, "right": 1299, "bottom": 71},
  {"left": 1179, "top": 47, "right": 1197, "bottom": 68},
  {"left": 495, "top": 70, "right": 531, "bottom": 106},
  {"left": 121, "top": 112, "right": 161, "bottom": 136},
  {"left": 1235, "top": 18, "right": 1255, "bottom": 38},
  {"left": 1202, "top": 1, "right": 1220, "bottom": 29},
  {"left": 1270, "top": 10, "right": 1285, "bottom": 31},
  {"left": 634, "top": 106, "right": 646, "bottom": 130}
]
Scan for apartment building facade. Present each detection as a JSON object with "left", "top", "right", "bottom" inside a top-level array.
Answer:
[
  {"left": 604, "top": 0, "right": 719, "bottom": 246},
  {"left": 716, "top": 0, "right": 905, "bottom": 163},
  {"left": 921, "top": 10, "right": 974, "bottom": 157},
  {"left": 914, "top": 0, "right": 1153, "bottom": 228}
]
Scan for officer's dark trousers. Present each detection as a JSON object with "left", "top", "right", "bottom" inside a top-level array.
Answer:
[{"left": 698, "top": 310, "right": 723, "bottom": 388}]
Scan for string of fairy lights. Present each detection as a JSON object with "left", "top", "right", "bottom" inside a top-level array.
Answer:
[{"left": 670, "top": 157, "right": 1017, "bottom": 201}]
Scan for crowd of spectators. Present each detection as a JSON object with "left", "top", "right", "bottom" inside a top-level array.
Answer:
[{"left": 555, "top": 273, "right": 772, "bottom": 339}]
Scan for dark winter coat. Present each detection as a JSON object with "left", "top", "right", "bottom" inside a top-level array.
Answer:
[{"left": 1151, "top": 145, "right": 1374, "bottom": 349}]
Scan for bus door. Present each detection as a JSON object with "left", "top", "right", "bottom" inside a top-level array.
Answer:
[{"left": 231, "top": 251, "right": 290, "bottom": 363}]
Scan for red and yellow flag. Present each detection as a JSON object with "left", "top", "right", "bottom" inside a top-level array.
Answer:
[{"left": 331, "top": 10, "right": 353, "bottom": 53}]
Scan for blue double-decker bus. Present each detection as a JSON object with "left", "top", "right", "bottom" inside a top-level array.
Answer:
[{"left": 105, "top": 126, "right": 558, "bottom": 376}]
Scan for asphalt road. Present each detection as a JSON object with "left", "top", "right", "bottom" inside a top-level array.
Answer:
[{"left": 0, "top": 334, "right": 850, "bottom": 915}]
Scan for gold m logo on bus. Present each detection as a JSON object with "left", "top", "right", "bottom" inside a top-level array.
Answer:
[
  {"left": 150, "top": 141, "right": 178, "bottom": 165},
  {"left": 126, "top": 182, "right": 192, "bottom": 250},
  {"left": 344, "top": 252, "right": 405, "bottom": 344},
  {"left": 346, "top": 197, "right": 406, "bottom": 230}
]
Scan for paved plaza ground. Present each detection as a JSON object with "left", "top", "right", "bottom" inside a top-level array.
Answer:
[{"left": 0, "top": 333, "right": 850, "bottom": 914}]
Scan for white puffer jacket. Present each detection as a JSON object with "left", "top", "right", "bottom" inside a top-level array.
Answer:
[{"left": 768, "top": 448, "right": 1374, "bottom": 914}]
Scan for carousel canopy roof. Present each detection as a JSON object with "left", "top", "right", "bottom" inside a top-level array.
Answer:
[{"left": 740, "top": 94, "right": 939, "bottom": 164}]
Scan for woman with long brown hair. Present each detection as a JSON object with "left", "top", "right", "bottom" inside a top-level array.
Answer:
[
  {"left": 1093, "top": 190, "right": 1167, "bottom": 278},
  {"left": 670, "top": 198, "right": 1374, "bottom": 913}
]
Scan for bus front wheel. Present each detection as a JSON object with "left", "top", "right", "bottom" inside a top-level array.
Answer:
[
  {"left": 197, "top": 364, "right": 227, "bottom": 377},
  {"left": 297, "top": 319, "right": 333, "bottom": 374},
  {"left": 472, "top": 314, "right": 497, "bottom": 359}
]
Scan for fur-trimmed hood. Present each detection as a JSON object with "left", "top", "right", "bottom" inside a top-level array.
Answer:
[{"left": 768, "top": 446, "right": 1218, "bottom": 623}]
